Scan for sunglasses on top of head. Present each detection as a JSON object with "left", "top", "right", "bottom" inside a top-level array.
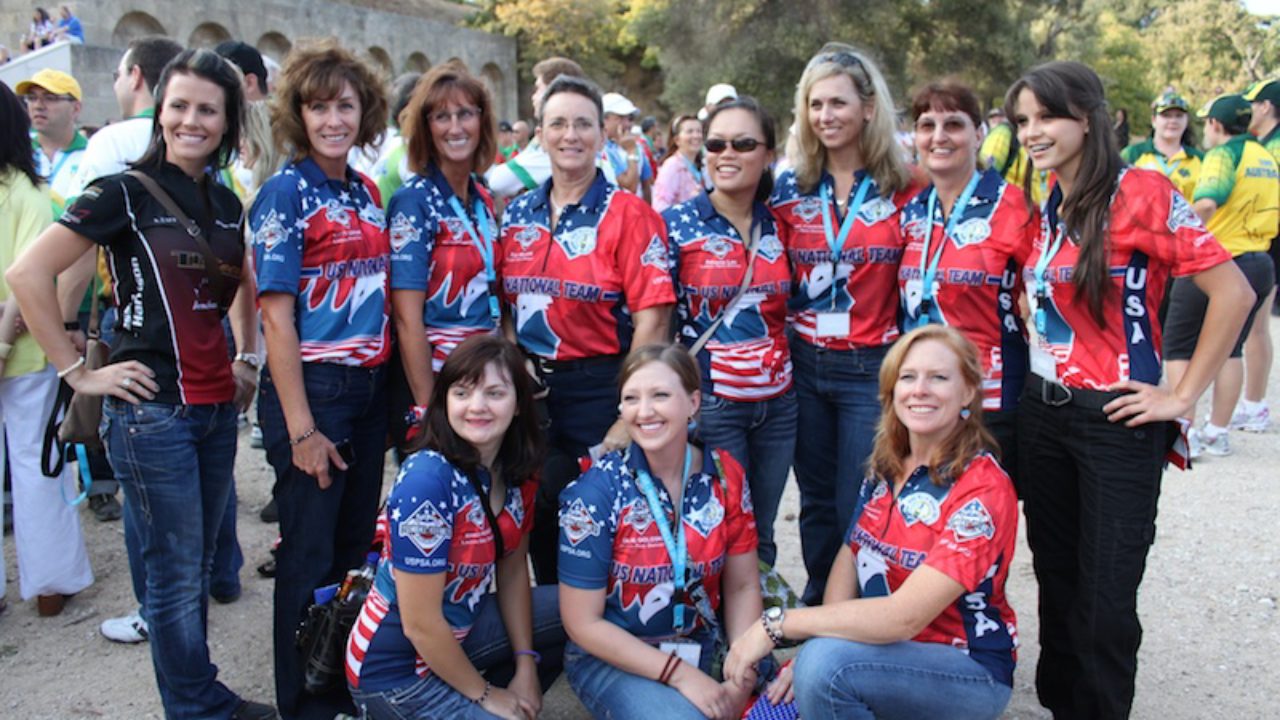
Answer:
[{"left": 704, "top": 137, "right": 764, "bottom": 153}]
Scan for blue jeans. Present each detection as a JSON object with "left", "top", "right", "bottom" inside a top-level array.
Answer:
[
  {"left": 790, "top": 339, "right": 885, "bottom": 604},
  {"left": 695, "top": 388, "right": 797, "bottom": 566},
  {"left": 350, "top": 585, "right": 565, "bottom": 719},
  {"left": 259, "top": 362, "right": 388, "bottom": 720},
  {"left": 563, "top": 631, "right": 720, "bottom": 720},
  {"left": 103, "top": 398, "right": 242, "bottom": 719},
  {"left": 793, "top": 638, "right": 1011, "bottom": 720}
]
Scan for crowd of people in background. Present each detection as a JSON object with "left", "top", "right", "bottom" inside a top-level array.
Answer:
[{"left": 1, "top": 23, "right": 1278, "bottom": 720}]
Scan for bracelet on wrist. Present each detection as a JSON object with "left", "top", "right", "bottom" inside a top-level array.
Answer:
[
  {"left": 513, "top": 649, "right": 541, "bottom": 664},
  {"left": 233, "top": 352, "right": 261, "bottom": 369},
  {"left": 290, "top": 426, "right": 318, "bottom": 446},
  {"left": 658, "top": 651, "right": 681, "bottom": 685},
  {"left": 63, "top": 321, "right": 81, "bottom": 331},
  {"left": 57, "top": 356, "right": 85, "bottom": 379},
  {"left": 0, "top": 341, "right": 11, "bottom": 361},
  {"left": 474, "top": 681, "right": 492, "bottom": 704}
]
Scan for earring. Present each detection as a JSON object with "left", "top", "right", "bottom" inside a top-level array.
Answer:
[
  {"left": 960, "top": 407, "right": 972, "bottom": 420},
  {"left": 617, "top": 403, "right": 623, "bottom": 413}
]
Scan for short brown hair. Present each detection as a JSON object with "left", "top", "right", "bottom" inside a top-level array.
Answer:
[
  {"left": 910, "top": 79, "right": 983, "bottom": 128},
  {"left": 532, "top": 56, "right": 584, "bottom": 85},
  {"left": 270, "top": 38, "right": 388, "bottom": 161},
  {"left": 868, "top": 325, "right": 997, "bottom": 486},
  {"left": 401, "top": 63, "right": 497, "bottom": 177},
  {"left": 619, "top": 344, "right": 701, "bottom": 397}
]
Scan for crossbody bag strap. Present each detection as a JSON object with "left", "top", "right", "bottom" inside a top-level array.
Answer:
[
  {"left": 464, "top": 468, "right": 506, "bottom": 560},
  {"left": 126, "top": 170, "right": 226, "bottom": 301},
  {"left": 86, "top": 247, "right": 102, "bottom": 338},
  {"left": 689, "top": 222, "right": 764, "bottom": 357}
]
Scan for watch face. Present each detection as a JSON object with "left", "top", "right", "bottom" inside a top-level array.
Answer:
[{"left": 765, "top": 606, "right": 783, "bottom": 621}]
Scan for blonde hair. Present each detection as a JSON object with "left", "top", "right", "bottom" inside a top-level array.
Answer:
[
  {"left": 242, "top": 100, "right": 286, "bottom": 200},
  {"left": 787, "top": 42, "right": 910, "bottom": 196},
  {"left": 868, "top": 325, "right": 996, "bottom": 486}
]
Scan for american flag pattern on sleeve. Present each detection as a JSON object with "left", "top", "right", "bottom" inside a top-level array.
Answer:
[
  {"left": 770, "top": 168, "right": 917, "bottom": 350},
  {"left": 344, "top": 450, "right": 537, "bottom": 692},
  {"left": 846, "top": 453, "right": 1019, "bottom": 686},
  {"left": 499, "top": 170, "right": 675, "bottom": 361},
  {"left": 1024, "top": 168, "right": 1230, "bottom": 389},
  {"left": 896, "top": 169, "right": 1033, "bottom": 412},
  {"left": 388, "top": 165, "right": 501, "bottom": 372},
  {"left": 557, "top": 444, "right": 757, "bottom": 639},
  {"left": 666, "top": 192, "right": 793, "bottom": 400},
  {"left": 251, "top": 157, "right": 391, "bottom": 367}
]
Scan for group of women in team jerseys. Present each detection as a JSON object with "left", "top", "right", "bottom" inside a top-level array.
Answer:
[{"left": 101, "top": 34, "right": 1248, "bottom": 720}]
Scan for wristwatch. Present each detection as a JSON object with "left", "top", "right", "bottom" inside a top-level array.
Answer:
[
  {"left": 762, "top": 606, "right": 786, "bottom": 646},
  {"left": 233, "top": 352, "right": 261, "bottom": 369}
]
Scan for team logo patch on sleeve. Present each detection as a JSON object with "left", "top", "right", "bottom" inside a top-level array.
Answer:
[
  {"left": 686, "top": 493, "right": 725, "bottom": 538},
  {"left": 641, "top": 235, "right": 669, "bottom": 269},
  {"left": 399, "top": 499, "right": 452, "bottom": 556},
  {"left": 898, "top": 491, "right": 942, "bottom": 526},
  {"left": 254, "top": 209, "right": 288, "bottom": 250},
  {"left": 1167, "top": 191, "right": 1204, "bottom": 233},
  {"left": 560, "top": 498, "right": 603, "bottom": 546},
  {"left": 946, "top": 499, "right": 995, "bottom": 542},
  {"left": 388, "top": 212, "right": 421, "bottom": 253},
  {"left": 557, "top": 227, "right": 597, "bottom": 259}
]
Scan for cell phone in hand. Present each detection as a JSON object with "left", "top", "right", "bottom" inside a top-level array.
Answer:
[{"left": 334, "top": 439, "right": 356, "bottom": 468}]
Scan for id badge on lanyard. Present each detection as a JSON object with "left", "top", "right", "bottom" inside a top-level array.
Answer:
[
  {"left": 914, "top": 172, "right": 981, "bottom": 330},
  {"left": 1030, "top": 184, "right": 1066, "bottom": 379},
  {"left": 659, "top": 639, "right": 702, "bottom": 667},
  {"left": 635, "top": 447, "right": 694, "bottom": 636},
  {"left": 816, "top": 178, "right": 871, "bottom": 338}
]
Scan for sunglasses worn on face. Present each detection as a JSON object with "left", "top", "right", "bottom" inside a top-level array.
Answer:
[{"left": 705, "top": 137, "right": 763, "bottom": 153}]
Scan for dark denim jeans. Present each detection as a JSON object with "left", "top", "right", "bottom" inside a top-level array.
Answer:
[
  {"left": 790, "top": 338, "right": 886, "bottom": 605},
  {"left": 103, "top": 398, "right": 241, "bottom": 719},
  {"left": 350, "top": 585, "right": 565, "bottom": 719},
  {"left": 259, "top": 362, "right": 388, "bottom": 720},
  {"left": 696, "top": 387, "right": 797, "bottom": 566},
  {"left": 1018, "top": 388, "right": 1172, "bottom": 720}
]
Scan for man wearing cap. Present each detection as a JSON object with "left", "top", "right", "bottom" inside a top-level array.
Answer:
[
  {"left": 1164, "top": 94, "right": 1279, "bottom": 458},
  {"left": 979, "top": 107, "right": 1051, "bottom": 205},
  {"left": 214, "top": 40, "right": 268, "bottom": 102},
  {"left": 1122, "top": 90, "right": 1203, "bottom": 200},
  {"left": 699, "top": 82, "right": 737, "bottom": 121},
  {"left": 496, "top": 120, "right": 519, "bottom": 161},
  {"left": 16, "top": 69, "right": 87, "bottom": 207},
  {"left": 601, "top": 91, "right": 647, "bottom": 194}
]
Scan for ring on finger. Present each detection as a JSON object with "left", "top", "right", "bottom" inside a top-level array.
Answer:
[{"left": 121, "top": 377, "right": 133, "bottom": 389}]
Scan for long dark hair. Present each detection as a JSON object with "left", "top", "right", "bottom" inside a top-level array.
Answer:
[
  {"left": 135, "top": 49, "right": 246, "bottom": 172},
  {"left": 1006, "top": 61, "right": 1123, "bottom": 326},
  {"left": 411, "top": 335, "right": 544, "bottom": 486},
  {"left": 705, "top": 96, "right": 777, "bottom": 204},
  {"left": 0, "top": 84, "right": 41, "bottom": 187}
]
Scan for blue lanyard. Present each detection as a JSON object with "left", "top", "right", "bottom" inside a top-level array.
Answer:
[
  {"left": 1031, "top": 185, "right": 1066, "bottom": 336},
  {"left": 446, "top": 193, "right": 501, "bottom": 326},
  {"left": 819, "top": 176, "right": 872, "bottom": 309},
  {"left": 683, "top": 156, "right": 703, "bottom": 186},
  {"left": 635, "top": 445, "right": 694, "bottom": 634},
  {"left": 916, "top": 171, "right": 981, "bottom": 329}
]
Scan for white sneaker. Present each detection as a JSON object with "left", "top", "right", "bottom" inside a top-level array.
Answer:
[
  {"left": 100, "top": 611, "right": 149, "bottom": 643},
  {"left": 1229, "top": 404, "right": 1270, "bottom": 433},
  {"left": 1188, "top": 428, "right": 1204, "bottom": 460},
  {"left": 1200, "top": 430, "right": 1232, "bottom": 457}
]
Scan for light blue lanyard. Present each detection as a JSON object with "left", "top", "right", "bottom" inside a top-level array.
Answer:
[
  {"left": 1032, "top": 186, "right": 1066, "bottom": 336},
  {"left": 683, "top": 156, "right": 703, "bottom": 186},
  {"left": 635, "top": 445, "right": 694, "bottom": 634},
  {"left": 916, "top": 171, "right": 981, "bottom": 328},
  {"left": 819, "top": 177, "right": 872, "bottom": 309},
  {"left": 447, "top": 194, "right": 501, "bottom": 326}
]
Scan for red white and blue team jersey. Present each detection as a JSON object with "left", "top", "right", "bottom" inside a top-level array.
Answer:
[
  {"left": 558, "top": 444, "right": 757, "bottom": 638},
  {"left": 1026, "top": 168, "right": 1230, "bottom": 389},
  {"left": 388, "top": 164, "right": 500, "bottom": 371},
  {"left": 345, "top": 450, "right": 536, "bottom": 692},
  {"left": 251, "top": 157, "right": 391, "bottom": 367},
  {"left": 499, "top": 170, "right": 676, "bottom": 360},
  {"left": 665, "top": 193, "right": 793, "bottom": 400},
  {"left": 896, "top": 169, "right": 1034, "bottom": 412},
  {"left": 846, "top": 453, "right": 1018, "bottom": 686},
  {"left": 771, "top": 168, "right": 918, "bottom": 350}
]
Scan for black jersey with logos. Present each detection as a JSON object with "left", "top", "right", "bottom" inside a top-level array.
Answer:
[{"left": 59, "top": 162, "right": 244, "bottom": 405}]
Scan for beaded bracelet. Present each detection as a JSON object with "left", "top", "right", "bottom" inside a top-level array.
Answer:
[
  {"left": 56, "top": 356, "right": 85, "bottom": 378},
  {"left": 513, "top": 649, "right": 541, "bottom": 664},
  {"left": 290, "top": 426, "right": 318, "bottom": 446},
  {"left": 474, "top": 681, "right": 492, "bottom": 705}
]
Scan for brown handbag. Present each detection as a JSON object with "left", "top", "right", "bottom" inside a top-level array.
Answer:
[{"left": 57, "top": 258, "right": 109, "bottom": 448}]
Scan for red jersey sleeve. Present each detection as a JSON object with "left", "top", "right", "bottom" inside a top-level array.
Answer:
[
  {"left": 714, "top": 449, "right": 759, "bottom": 555},
  {"left": 614, "top": 195, "right": 676, "bottom": 312},
  {"left": 1119, "top": 169, "right": 1231, "bottom": 278},
  {"left": 518, "top": 479, "right": 538, "bottom": 536},
  {"left": 922, "top": 455, "right": 1018, "bottom": 591}
]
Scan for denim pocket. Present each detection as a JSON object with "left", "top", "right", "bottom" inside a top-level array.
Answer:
[
  {"left": 302, "top": 368, "right": 346, "bottom": 403},
  {"left": 702, "top": 392, "right": 729, "bottom": 413},
  {"left": 119, "top": 402, "right": 183, "bottom": 437}
]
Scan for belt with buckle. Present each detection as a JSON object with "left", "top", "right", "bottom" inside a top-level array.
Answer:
[{"left": 1028, "top": 374, "right": 1122, "bottom": 412}]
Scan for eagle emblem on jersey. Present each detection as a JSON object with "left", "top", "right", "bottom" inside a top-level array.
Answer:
[
  {"left": 793, "top": 197, "right": 824, "bottom": 223},
  {"left": 1167, "top": 191, "right": 1203, "bottom": 234},
  {"left": 859, "top": 197, "right": 897, "bottom": 225},
  {"left": 399, "top": 499, "right": 452, "bottom": 556},
  {"left": 514, "top": 226, "right": 541, "bottom": 250},
  {"left": 703, "top": 235, "right": 732, "bottom": 260},
  {"left": 621, "top": 497, "right": 655, "bottom": 534},
  {"left": 254, "top": 209, "right": 288, "bottom": 250},
  {"left": 898, "top": 491, "right": 942, "bottom": 526},
  {"left": 686, "top": 493, "right": 725, "bottom": 538},
  {"left": 388, "top": 212, "right": 421, "bottom": 253},
  {"left": 323, "top": 199, "right": 353, "bottom": 228},
  {"left": 946, "top": 498, "right": 995, "bottom": 542},
  {"left": 756, "top": 233, "right": 784, "bottom": 263},
  {"left": 641, "top": 235, "right": 669, "bottom": 269},
  {"left": 951, "top": 218, "right": 992, "bottom": 248},
  {"left": 560, "top": 497, "right": 602, "bottom": 546},
  {"left": 557, "top": 227, "right": 597, "bottom": 259}
]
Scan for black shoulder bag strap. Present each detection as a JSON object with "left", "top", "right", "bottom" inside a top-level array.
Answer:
[
  {"left": 125, "top": 170, "right": 226, "bottom": 300},
  {"left": 41, "top": 262, "right": 101, "bottom": 477},
  {"left": 464, "top": 468, "right": 506, "bottom": 561}
]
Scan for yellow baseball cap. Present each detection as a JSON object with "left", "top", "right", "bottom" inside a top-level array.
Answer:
[{"left": 15, "top": 68, "right": 82, "bottom": 101}]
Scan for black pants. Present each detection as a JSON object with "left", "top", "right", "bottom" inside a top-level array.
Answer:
[{"left": 1018, "top": 386, "right": 1173, "bottom": 720}]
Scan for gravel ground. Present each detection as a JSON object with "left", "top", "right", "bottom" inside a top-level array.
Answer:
[{"left": 3, "top": 332, "right": 1279, "bottom": 718}]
